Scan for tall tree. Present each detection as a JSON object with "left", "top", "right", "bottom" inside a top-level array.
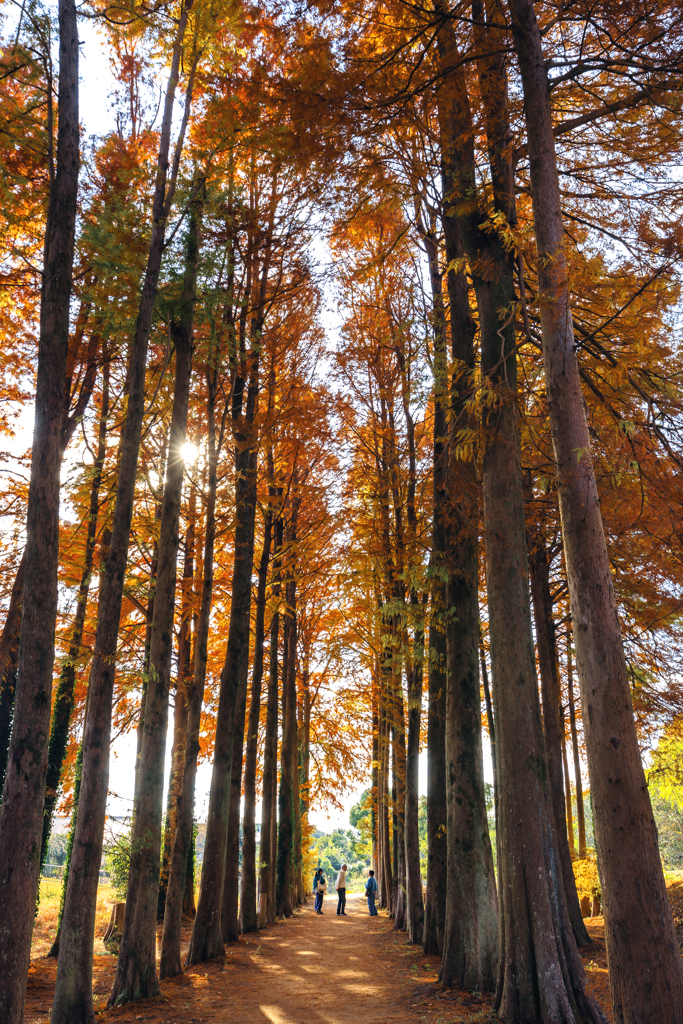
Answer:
[
  {"left": 241, "top": 501, "right": 273, "bottom": 932},
  {"left": 160, "top": 353, "right": 220, "bottom": 979},
  {"left": 109, "top": 163, "right": 199, "bottom": 1007},
  {"left": 258, "top": 511, "right": 282, "bottom": 927},
  {"left": 506, "top": 0, "right": 683, "bottom": 1017},
  {"left": 40, "top": 354, "right": 110, "bottom": 870},
  {"left": 0, "top": 2, "right": 79, "bottom": 1019},
  {"left": 50, "top": 7, "right": 194, "bottom": 1019}
]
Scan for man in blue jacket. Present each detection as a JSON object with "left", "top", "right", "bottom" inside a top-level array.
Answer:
[{"left": 365, "top": 870, "right": 378, "bottom": 915}]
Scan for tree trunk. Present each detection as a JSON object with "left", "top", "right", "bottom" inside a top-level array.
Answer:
[
  {"left": 506, "top": 1, "right": 683, "bottom": 1017},
  {"left": 222, "top": 660, "right": 249, "bottom": 944},
  {"left": 379, "top": 651, "right": 394, "bottom": 912},
  {"left": 301, "top": 654, "right": 311, "bottom": 891},
  {"left": 567, "top": 641, "right": 586, "bottom": 859},
  {"left": 414, "top": 210, "right": 450, "bottom": 952},
  {"left": 528, "top": 531, "right": 590, "bottom": 947},
  {"left": 423, "top": 180, "right": 498, "bottom": 989},
  {"left": 241, "top": 509, "right": 273, "bottom": 932},
  {"left": 160, "top": 363, "right": 217, "bottom": 980},
  {"left": 422, "top": 519, "right": 447, "bottom": 952},
  {"left": 0, "top": 2, "right": 79, "bottom": 1018},
  {"left": 258, "top": 517, "right": 282, "bottom": 927},
  {"left": 404, "top": 620, "right": 424, "bottom": 945},
  {"left": 187, "top": 438, "right": 258, "bottom": 962},
  {"left": 51, "top": 10, "right": 193, "bottom": 1018},
  {"left": 158, "top": 487, "right": 196, "bottom": 922},
  {"left": 276, "top": 549, "right": 298, "bottom": 918},
  {"left": 41, "top": 356, "right": 109, "bottom": 871},
  {"left": 292, "top": 693, "right": 303, "bottom": 907},
  {"left": 391, "top": 661, "right": 407, "bottom": 931},
  {"left": 109, "top": 244, "right": 195, "bottom": 1008}
]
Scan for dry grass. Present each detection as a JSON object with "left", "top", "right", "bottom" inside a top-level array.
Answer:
[{"left": 32, "top": 878, "right": 118, "bottom": 959}]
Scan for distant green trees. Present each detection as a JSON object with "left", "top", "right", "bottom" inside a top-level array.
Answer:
[{"left": 648, "top": 729, "right": 683, "bottom": 869}]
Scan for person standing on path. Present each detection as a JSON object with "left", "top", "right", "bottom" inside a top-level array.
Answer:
[
  {"left": 365, "top": 870, "right": 378, "bottom": 915},
  {"left": 313, "top": 867, "right": 322, "bottom": 897},
  {"left": 315, "top": 872, "right": 327, "bottom": 914},
  {"left": 335, "top": 864, "right": 347, "bottom": 916}
]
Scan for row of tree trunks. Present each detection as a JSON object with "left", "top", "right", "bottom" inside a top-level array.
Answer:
[
  {"left": 40, "top": 356, "right": 110, "bottom": 872},
  {"left": 186, "top": 374, "right": 260, "bottom": 961},
  {"left": 0, "top": 318, "right": 102, "bottom": 798},
  {"left": 276, "top": 502, "right": 299, "bottom": 918},
  {"left": 222, "top": 634, "right": 252, "bottom": 943},
  {"left": 50, "top": 9, "right": 193, "bottom": 1018},
  {"left": 506, "top": 0, "right": 683, "bottom": 1018},
  {"left": 109, "top": 168, "right": 199, "bottom": 1006},
  {"left": 418, "top": 214, "right": 447, "bottom": 958},
  {"left": 404, "top": 614, "right": 424, "bottom": 945},
  {"left": 390, "top": 645, "right": 407, "bottom": 931},
  {"left": 258, "top": 514, "right": 282, "bottom": 927},
  {"left": 0, "top": 2, "right": 80, "bottom": 1019},
  {"left": 528, "top": 526, "right": 590, "bottom": 947},
  {"left": 240, "top": 502, "right": 274, "bottom": 933},
  {"left": 158, "top": 480, "right": 197, "bottom": 923},
  {"left": 160, "top": 359, "right": 219, "bottom": 979},
  {"left": 433, "top": 2, "right": 604, "bottom": 1018}
]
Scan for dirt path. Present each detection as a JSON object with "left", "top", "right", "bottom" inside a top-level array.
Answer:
[{"left": 25, "top": 894, "right": 613, "bottom": 1024}]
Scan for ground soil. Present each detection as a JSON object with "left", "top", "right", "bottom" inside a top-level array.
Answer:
[{"left": 24, "top": 892, "right": 615, "bottom": 1024}]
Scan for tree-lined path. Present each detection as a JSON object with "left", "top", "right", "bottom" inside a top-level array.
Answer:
[
  {"left": 23, "top": 895, "right": 613, "bottom": 1024},
  {"left": 6, "top": 0, "right": 683, "bottom": 1021}
]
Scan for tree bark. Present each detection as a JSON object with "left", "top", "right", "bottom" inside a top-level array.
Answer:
[
  {"left": 40, "top": 356, "right": 109, "bottom": 871},
  {"left": 276, "top": 523, "right": 298, "bottom": 918},
  {"left": 0, "top": 2, "right": 79, "bottom": 1018},
  {"left": 258, "top": 516, "right": 282, "bottom": 927},
  {"left": 528, "top": 531, "right": 590, "bottom": 947},
  {"left": 157, "top": 492, "right": 196, "bottom": 923},
  {"left": 379, "top": 647, "right": 394, "bottom": 912},
  {"left": 222, "top": 652, "right": 250, "bottom": 943},
  {"left": 109, "top": 247, "right": 195, "bottom": 1008},
  {"left": 506, "top": 0, "right": 683, "bottom": 1017},
  {"left": 241, "top": 509, "right": 273, "bottom": 932},
  {"left": 422, "top": 412, "right": 447, "bottom": 953},
  {"left": 51, "top": 9, "right": 193, "bottom": 1018},
  {"left": 160, "top": 363, "right": 218, "bottom": 980}
]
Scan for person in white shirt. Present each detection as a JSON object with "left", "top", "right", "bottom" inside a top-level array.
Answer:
[{"left": 336, "top": 863, "right": 348, "bottom": 916}]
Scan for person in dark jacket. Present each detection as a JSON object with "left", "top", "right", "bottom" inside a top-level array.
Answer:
[
  {"left": 314, "top": 870, "right": 327, "bottom": 914},
  {"left": 365, "top": 870, "right": 378, "bottom": 915}
]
